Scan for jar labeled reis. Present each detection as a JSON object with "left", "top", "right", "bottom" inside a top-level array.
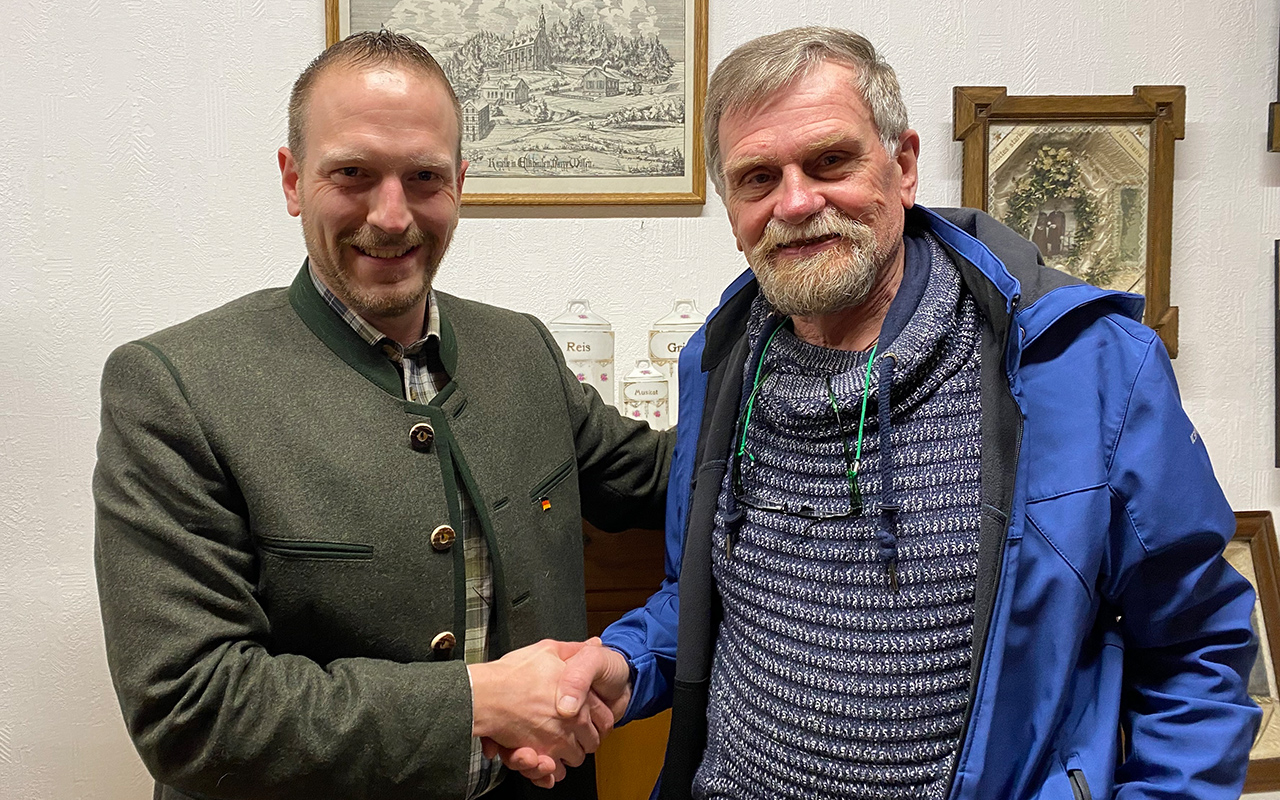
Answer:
[{"left": 548, "top": 299, "right": 616, "bottom": 409}]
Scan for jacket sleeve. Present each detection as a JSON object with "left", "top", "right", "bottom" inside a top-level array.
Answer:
[
  {"left": 601, "top": 582, "right": 680, "bottom": 723},
  {"left": 598, "top": 411, "right": 688, "bottom": 723},
  {"left": 1105, "top": 336, "right": 1260, "bottom": 798},
  {"left": 599, "top": 324, "right": 713, "bottom": 722},
  {"left": 94, "top": 342, "right": 474, "bottom": 800}
]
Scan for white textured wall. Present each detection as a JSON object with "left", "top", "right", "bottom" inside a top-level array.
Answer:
[{"left": 3, "top": 0, "right": 1279, "bottom": 796}]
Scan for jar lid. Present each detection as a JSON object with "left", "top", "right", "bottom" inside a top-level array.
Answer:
[
  {"left": 549, "top": 299, "right": 611, "bottom": 328},
  {"left": 624, "top": 359, "right": 664, "bottom": 381},
  {"left": 651, "top": 299, "right": 704, "bottom": 329}
]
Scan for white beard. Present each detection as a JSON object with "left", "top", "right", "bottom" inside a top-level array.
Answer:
[{"left": 746, "top": 207, "right": 893, "bottom": 317}]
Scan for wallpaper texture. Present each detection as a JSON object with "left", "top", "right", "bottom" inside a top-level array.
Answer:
[{"left": 3, "top": 0, "right": 1279, "bottom": 796}]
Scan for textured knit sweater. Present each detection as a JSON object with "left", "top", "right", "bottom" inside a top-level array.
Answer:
[{"left": 692, "top": 232, "right": 983, "bottom": 800}]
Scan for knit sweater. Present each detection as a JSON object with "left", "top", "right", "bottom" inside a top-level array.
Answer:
[{"left": 692, "top": 233, "right": 983, "bottom": 800}]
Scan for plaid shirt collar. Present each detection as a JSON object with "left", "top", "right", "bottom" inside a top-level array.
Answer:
[{"left": 308, "top": 263, "right": 441, "bottom": 357}]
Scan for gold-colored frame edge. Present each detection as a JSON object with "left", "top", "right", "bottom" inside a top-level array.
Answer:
[
  {"left": 326, "top": 0, "right": 708, "bottom": 206},
  {"left": 325, "top": 0, "right": 340, "bottom": 47}
]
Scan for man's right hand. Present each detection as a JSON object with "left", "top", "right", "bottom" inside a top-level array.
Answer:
[
  {"left": 467, "top": 639, "right": 603, "bottom": 770},
  {"left": 492, "top": 640, "right": 634, "bottom": 788}
]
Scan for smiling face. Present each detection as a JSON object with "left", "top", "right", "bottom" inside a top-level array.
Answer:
[
  {"left": 719, "top": 59, "right": 919, "bottom": 318},
  {"left": 279, "top": 64, "right": 465, "bottom": 336}
]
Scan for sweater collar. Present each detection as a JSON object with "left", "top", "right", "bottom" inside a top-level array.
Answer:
[{"left": 748, "top": 231, "right": 974, "bottom": 418}]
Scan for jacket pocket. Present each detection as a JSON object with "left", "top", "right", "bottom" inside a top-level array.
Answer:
[
  {"left": 529, "top": 457, "right": 574, "bottom": 502},
  {"left": 257, "top": 535, "right": 373, "bottom": 561}
]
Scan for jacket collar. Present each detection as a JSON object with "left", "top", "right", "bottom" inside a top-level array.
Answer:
[
  {"left": 288, "top": 260, "right": 459, "bottom": 396},
  {"left": 919, "top": 206, "right": 1144, "bottom": 344}
]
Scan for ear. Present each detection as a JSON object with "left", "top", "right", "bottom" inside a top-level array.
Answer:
[
  {"left": 894, "top": 129, "right": 921, "bottom": 209},
  {"left": 456, "top": 159, "right": 468, "bottom": 196},
  {"left": 279, "top": 147, "right": 302, "bottom": 218}
]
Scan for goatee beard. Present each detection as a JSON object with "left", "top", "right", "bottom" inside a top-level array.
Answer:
[
  {"left": 305, "top": 222, "right": 446, "bottom": 319},
  {"left": 746, "top": 208, "right": 891, "bottom": 318}
]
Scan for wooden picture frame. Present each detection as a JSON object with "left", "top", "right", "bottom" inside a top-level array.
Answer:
[
  {"left": 1272, "top": 22, "right": 1280, "bottom": 151},
  {"left": 1268, "top": 103, "right": 1280, "bottom": 153},
  {"left": 1226, "top": 510, "right": 1280, "bottom": 792},
  {"left": 326, "top": 0, "right": 707, "bottom": 206},
  {"left": 953, "top": 86, "right": 1183, "bottom": 356}
]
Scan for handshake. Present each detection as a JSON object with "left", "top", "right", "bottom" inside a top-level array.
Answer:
[{"left": 467, "top": 637, "right": 633, "bottom": 788}]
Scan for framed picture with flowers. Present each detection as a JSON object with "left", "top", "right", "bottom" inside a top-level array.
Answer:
[{"left": 953, "top": 86, "right": 1183, "bottom": 356}]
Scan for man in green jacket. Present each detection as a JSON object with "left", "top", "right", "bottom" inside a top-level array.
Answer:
[{"left": 93, "top": 31, "right": 671, "bottom": 800}]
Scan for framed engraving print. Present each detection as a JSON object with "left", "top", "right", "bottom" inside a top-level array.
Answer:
[
  {"left": 1225, "top": 511, "right": 1280, "bottom": 793},
  {"left": 327, "top": 0, "right": 707, "bottom": 206},
  {"left": 953, "top": 86, "right": 1183, "bottom": 356}
]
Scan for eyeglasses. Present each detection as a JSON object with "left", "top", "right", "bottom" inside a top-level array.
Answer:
[{"left": 730, "top": 324, "right": 877, "bottom": 521}]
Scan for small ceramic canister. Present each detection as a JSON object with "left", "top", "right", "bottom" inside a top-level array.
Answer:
[
  {"left": 647, "top": 299, "right": 704, "bottom": 426},
  {"left": 621, "top": 359, "right": 669, "bottom": 430},
  {"left": 548, "top": 300, "right": 616, "bottom": 409}
]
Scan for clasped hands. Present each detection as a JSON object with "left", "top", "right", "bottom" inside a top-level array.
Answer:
[{"left": 467, "top": 637, "right": 632, "bottom": 788}]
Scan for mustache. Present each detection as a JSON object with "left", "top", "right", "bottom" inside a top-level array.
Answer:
[
  {"left": 340, "top": 226, "right": 430, "bottom": 251},
  {"left": 748, "top": 208, "right": 872, "bottom": 262}
]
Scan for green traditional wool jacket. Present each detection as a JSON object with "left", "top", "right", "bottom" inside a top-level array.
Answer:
[{"left": 94, "top": 264, "right": 673, "bottom": 800}]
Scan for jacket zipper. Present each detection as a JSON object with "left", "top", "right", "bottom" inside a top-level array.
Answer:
[
  {"left": 944, "top": 293, "right": 1023, "bottom": 800},
  {"left": 1068, "top": 768, "right": 1092, "bottom": 800}
]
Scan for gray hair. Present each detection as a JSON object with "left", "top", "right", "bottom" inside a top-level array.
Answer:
[
  {"left": 704, "top": 26, "right": 908, "bottom": 196},
  {"left": 288, "top": 30, "right": 462, "bottom": 166}
]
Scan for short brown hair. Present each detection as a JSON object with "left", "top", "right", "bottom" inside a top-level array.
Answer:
[
  {"left": 287, "top": 30, "right": 463, "bottom": 165},
  {"left": 704, "top": 27, "right": 908, "bottom": 197}
]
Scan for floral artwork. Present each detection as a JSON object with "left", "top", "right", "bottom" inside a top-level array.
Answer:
[
  {"left": 988, "top": 123, "right": 1149, "bottom": 294},
  {"left": 954, "top": 86, "right": 1182, "bottom": 356}
]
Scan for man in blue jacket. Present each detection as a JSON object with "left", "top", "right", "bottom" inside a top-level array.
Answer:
[{"left": 514, "top": 25, "right": 1259, "bottom": 800}]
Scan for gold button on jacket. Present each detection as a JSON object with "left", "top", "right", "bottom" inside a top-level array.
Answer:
[
  {"left": 431, "top": 631, "right": 457, "bottom": 653},
  {"left": 409, "top": 422, "right": 435, "bottom": 452},
  {"left": 430, "top": 524, "right": 456, "bottom": 551}
]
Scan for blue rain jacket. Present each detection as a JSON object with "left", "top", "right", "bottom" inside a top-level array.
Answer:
[{"left": 601, "top": 205, "right": 1259, "bottom": 800}]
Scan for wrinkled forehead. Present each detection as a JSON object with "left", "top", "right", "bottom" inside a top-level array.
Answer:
[{"left": 720, "top": 60, "right": 868, "bottom": 133}]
